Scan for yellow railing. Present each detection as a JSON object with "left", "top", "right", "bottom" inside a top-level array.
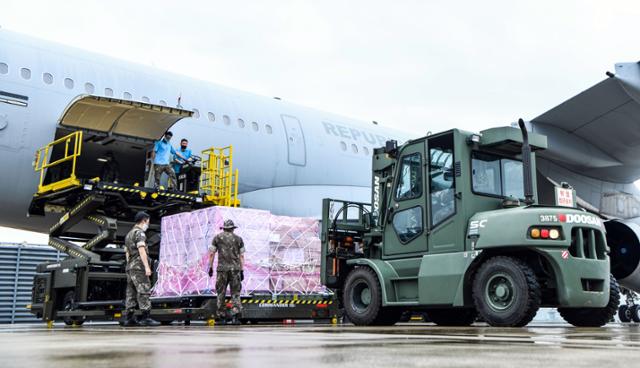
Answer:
[
  {"left": 34, "top": 131, "right": 83, "bottom": 194},
  {"left": 200, "top": 145, "right": 240, "bottom": 207}
]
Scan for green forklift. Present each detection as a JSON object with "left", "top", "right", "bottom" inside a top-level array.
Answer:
[{"left": 321, "top": 120, "right": 619, "bottom": 327}]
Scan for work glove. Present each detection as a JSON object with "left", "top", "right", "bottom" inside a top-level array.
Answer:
[
  {"left": 240, "top": 271, "right": 244, "bottom": 281},
  {"left": 208, "top": 267, "right": 214, "bottom": 277}
]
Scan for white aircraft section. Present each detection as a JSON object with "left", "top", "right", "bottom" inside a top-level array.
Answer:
[{"left": 0, "top": 29, "right": 410, "bottom": 232}]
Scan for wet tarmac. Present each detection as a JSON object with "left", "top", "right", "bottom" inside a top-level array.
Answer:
[{"left": 1, "top": 322, "right": 640, "bottom": 367}]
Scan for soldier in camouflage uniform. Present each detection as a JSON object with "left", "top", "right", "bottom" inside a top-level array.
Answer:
[
  {"left": 208, "top": 219, "right": 245, "bottom": 325},
  {"left": 122, "top": 211, "right": 160, "bottom": 327}
]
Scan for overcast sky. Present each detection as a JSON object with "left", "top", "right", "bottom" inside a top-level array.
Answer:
[{"left": 1, "top": 0, "right": 639, "bottom": 243}]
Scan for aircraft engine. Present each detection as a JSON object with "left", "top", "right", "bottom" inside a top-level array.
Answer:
[{"left": 606, "top": 219, "right": 640, "bottom": 293}]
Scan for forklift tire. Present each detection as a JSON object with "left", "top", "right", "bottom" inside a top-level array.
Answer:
[
  {"left": 558, "top": 274, "right": 620, "bottom": 327},
  {"left": 472, "top": 256, "right": 540, "bottom": 327},
  {"left": 619, "top": 305, "right": 631, "bottom": 323},
  {"left": 62, "top": 291, "right": 84, "bottom": 326},
  {"left": 343, "top": 267, "right": 386, "bottom": 326},
  {"left": 427, "top": 308, "right": 477, "bottom": 326}
]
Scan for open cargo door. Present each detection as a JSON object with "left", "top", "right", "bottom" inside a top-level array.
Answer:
[
  {"left": 59, "top": 95, "right": 193, "bottom": 141},
  {"left": 35, "top": 95, "right": 194, "bottom": 194}
]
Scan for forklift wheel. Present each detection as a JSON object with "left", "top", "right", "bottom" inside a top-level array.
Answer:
[
  {"left": 343, "top": 267, "right": 389, "bottom": 326},
  {"left": 558, "top": 274, "right": 620, "bottom": 327},
  {"left": 472, "top": 256, "right": 540, "bottom": 327},
  {"left": 62, "top": 291, "right": 85, "bottom": 326}
]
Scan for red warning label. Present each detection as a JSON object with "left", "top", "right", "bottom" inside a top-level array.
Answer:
[{"left": 561, "top": 250, "right": 569, "bottom": 259}]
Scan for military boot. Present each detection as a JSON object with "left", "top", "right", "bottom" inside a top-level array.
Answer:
[
  {"left": 121, "top": 311, "right": 139, "bottom": 327},
  {"left": 137, "top": 310, "right": 161, "bottom": 326}
]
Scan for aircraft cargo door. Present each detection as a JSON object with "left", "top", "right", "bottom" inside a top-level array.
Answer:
[{"left": 281, "top": 115, "right": 306, "bottom": 166}]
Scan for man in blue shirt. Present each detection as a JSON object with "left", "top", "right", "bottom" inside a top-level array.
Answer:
[
  {"left": 172, "top": 138, "right": 192, "bottom": 174},
  {"left": 151, "top": 131, "right": 187, "bottom": 190}
]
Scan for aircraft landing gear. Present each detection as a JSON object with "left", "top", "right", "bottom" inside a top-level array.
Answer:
[{"left": 618, "top": 287, "right": 640, "bottom": 323}]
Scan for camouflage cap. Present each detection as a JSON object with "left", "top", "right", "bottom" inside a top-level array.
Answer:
[{"left": 221, "top": 219, "right": 237, "bottom": 230}]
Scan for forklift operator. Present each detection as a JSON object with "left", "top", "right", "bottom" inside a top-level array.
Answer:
[
  {"left": 122, "top": 211, "right": 160, "bottom": 327},
  {"left": 151, "top": 131, "right": 187, "bottom": 190},
  {"left": 172, "top": 138, "right": 192, "bottom": 174}
]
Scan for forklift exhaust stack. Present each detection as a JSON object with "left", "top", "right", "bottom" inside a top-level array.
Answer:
[{"left": 518, "top": 118, "right": 534, "bottom": 205}]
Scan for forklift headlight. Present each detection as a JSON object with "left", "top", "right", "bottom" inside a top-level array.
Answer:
[{"left": 549, "top": 229, "right": 560, "bottom": 240}]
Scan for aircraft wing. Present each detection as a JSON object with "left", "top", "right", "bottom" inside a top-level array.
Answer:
[{"left": 531, "top": 62, "right": 640, "bottom": 184}]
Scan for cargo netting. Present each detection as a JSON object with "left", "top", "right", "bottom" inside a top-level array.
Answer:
[{"left": 152, "top": 206, "right": 326, "bottom": 297}]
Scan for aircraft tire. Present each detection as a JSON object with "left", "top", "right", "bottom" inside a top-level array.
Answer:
[
  {"left": 631, "top": 305, "right": 640, "bottom": 323},
  {"left": 472, "top": 256, "right": 541, "bottom": 327},
  {"left": 619, "top": 305, "right": 631, "bottom": 323},
  {"left": 558, "top": 274, "right": 620, "bottom": 327}
]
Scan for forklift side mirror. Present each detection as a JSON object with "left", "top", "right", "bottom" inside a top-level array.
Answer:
[{"left": 384, "top": 140, "right": 398, "bottom": 156}]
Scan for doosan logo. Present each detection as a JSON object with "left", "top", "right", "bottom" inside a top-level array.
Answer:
[{"left": 559, "top": 214, "right": 601, "bottom": 226}]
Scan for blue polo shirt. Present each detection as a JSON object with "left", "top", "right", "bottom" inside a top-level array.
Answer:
[
  {"left": 154, "top": 139, "right": 176, "bottom": 165},
  {"left": 173, "top": 148, "right": 192, "bottom": 174}
]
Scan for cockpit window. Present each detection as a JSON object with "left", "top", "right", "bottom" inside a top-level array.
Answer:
[{"left": 472, "top": 151, "right": 524, "bottom": 199}]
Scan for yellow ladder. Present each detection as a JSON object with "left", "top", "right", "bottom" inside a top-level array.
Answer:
[
  {"left": 200, "top": 146, "right": 240, "bottom": 207},
  {"left": 33, "top": 131, "right": 83, "bottom": 195}
]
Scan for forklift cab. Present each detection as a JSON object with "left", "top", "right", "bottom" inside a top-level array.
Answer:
[
  {"left": 372, "top": 127, "right": 547, "bottom": 259},
  {"left": 35, "top": 95, "right": 194, "bottom": 194}
]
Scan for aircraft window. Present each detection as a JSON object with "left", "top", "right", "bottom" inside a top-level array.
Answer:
[
  {"left": 363, "top": 147, "right": 369, "bottom": 155},
  {"left": 265, "top": 124, "right": 273, "bottom": 134},
  {"left": 141, "top": 96, "right": 150, "bottom": 103},
  {"left": 43, "top": 73, "right": 53, "bottom": 85},
  {"left": 123, "top": 92, "right": 132, "bottom": 99},
  {"left": 223, "top": 115, "right": 231, "bottom": 125},
  {"left": 429, "top": 133, "right": 456, "bottom": 227},
  {"left": 208, "top": 112, "right": 215, "bottom": 122},
  {"left": 238, "top": 118, "right": 245, "bottom": 128},
  {"left": 392, "top": 206, "right": 423, "bottom": 243},
  {"left": 0, "top": 63, "right": 7, "bottom": 74},
  {"left": 105, "top": 88, "right": 113, "bottom": 97},
  {"left": 395, "top": 152, "right": 422, "bottom": 200},
  {"left": 64, "top": 78, "right": 74, "bottom": 89},
  {"left": 21, "top": 68, "right": 31, "bottom": 80},
  {"left": 340, "top": 141, "right": 347, "bottom": 151},
  {"left": 159, "top": 100, "right": 167, "bottom": 106},
  {"left": 252, "top": 122, "right": 259, "bottom": 131},
  {"left": 84, "top": 82, "right": 95, "bottom": 94},
  {"left": 351, "top": 144, "right": 358, "bottom": 153},
  {"left": 193, "top": 108, "right": 200, "bottom": 119}
]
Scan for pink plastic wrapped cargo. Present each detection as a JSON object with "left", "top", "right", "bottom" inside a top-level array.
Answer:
[
  {"left": 152, "top": 206, "right": 326, "bottom": 297},
  {"left": 269, "top": 215, "right": 324, "bottom": 295},
  {"left": 152, "top": 206, "right": 272, "bottom": 296}
]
